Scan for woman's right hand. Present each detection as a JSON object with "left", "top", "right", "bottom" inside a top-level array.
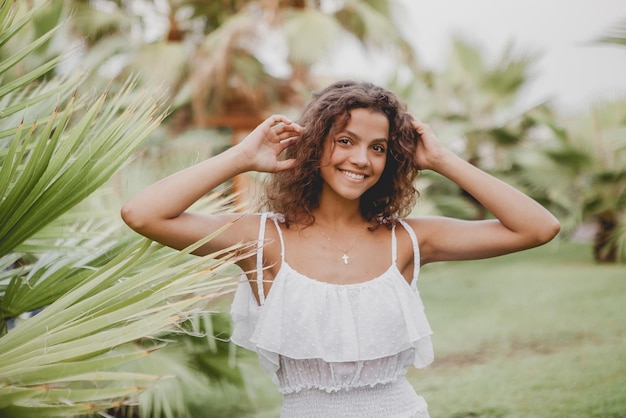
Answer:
[
  {"left": 121, "top": 114, "right": 302, "bottom": 256},
  {"left": 237, "top": 114, "right": 303, "bottom": 173}
]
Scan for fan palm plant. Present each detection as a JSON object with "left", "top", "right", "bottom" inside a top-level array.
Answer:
[
  {"left": 393, "top": 37, "right": 546, "bottom": 220},
  {"left": 62, "top": 0, "right": 421, "bottom": 209},
  {"left": 512, "top": 16, "right": 626, "bottom": 262},
  {"left": 514, "top": 99, "right": 626, "bottom": 262},
  {"left": 187, "top": 0, "right": 418, "bottom": 122},
  {"left": 59, "top": 0, "right": 418, "bottom": 126},
  {"left": 0, "top": 2, "right": 248, "bottom": 416}
]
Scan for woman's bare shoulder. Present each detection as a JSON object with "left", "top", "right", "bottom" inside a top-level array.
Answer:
[{"left": 399, "top": 216, "right": 441, "bottom": 237}]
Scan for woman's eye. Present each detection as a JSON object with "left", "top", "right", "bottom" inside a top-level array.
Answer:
[
  {"left": 372, "top": 144, "right": 386, "bottom": 153},
  {"left": 337, "top": 137, "right": 351, "bottom": 145}
]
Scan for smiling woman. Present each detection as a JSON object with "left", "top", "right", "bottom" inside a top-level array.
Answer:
[
  {"left": 121, "top": 80, "right": 560, "bottom": 417},
  {"left": 318, "top": 109, "right": 389, "bottom": 204}
]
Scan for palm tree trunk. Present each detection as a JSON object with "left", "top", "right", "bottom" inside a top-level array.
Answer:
[{"left": 594, "top": 210, "right": 618, "bottom": 263}]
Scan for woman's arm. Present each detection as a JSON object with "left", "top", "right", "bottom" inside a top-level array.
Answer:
[
  {"left": 120, "top": 115, "right": 302, "bottom": 256},
  {"left": 409, "top": 121, "right": 560, "bottom": 265}
]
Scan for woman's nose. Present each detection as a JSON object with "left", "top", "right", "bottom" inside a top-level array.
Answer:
[{"left": 351, "top": 146, "right": 370, "bottom": 167}]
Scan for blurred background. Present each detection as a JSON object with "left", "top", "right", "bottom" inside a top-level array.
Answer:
[{"left": 0, "top": 1, "right": 624, "bottom": 417}]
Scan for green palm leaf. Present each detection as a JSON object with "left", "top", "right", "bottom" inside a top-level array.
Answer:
[
  {"left": 0, "top": 231, "right": 249, "bottom": 416},
  {"left": 1, "top": 222, "right": 125, "bottom": 319},
  {"left": 595, "top": 19, "right": 626, "bottom": 46},
  {"left": 0, "top": 1, "right": 253, "bottom": 415},
  {"left": 283, "top": 9, "right": 341, "bottom": 67},
  {"left": 0, "top": 80, "right": 166, "bottom": 257}
]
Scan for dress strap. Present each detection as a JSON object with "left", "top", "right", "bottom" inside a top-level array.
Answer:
[
  {"left": 397, "top": 219, "right": 421, "bottom": 289},
  {"left": 391, "top": 223, "right": 398, "bottom": 263},
  {"left": 255, "top": 213, "right": 269, "bottom": 305},
  {"left": 269, "top": 213, "right": 286, "bottom": 259},
  {"left": 255, "top": 212, "right": 285, "bottom": 306}
]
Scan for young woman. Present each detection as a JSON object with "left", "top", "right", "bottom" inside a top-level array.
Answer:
[{"left": 121, "top": 80, "right": 560, "bottom": 417}]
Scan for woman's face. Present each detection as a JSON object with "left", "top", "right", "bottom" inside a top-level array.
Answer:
[{"left": 319, "top": 108, "right": 389, "bottom": 202}]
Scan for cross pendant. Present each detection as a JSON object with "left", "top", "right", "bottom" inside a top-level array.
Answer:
[{"left": 342, "top": 253, "right": 349, "bottom": 264}]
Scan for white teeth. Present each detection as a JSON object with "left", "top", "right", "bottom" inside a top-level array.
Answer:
[{"left": 341, "top": 170, "right": 365, "bottom": 180}]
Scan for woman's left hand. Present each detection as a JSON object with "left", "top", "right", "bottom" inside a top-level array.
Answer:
[
  {"left": 411, "top": 120, "right": 450, "bottom": 172},
  {"left": 407, "top": 118, "right": 560, "bottom": 265}
]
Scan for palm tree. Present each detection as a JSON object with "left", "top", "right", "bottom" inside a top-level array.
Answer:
[
  {"left": 61, "top": 0, "right": 417, "bottom": 123},
  {"left": 62, "top": 0, "right": 421, "bottom": 209},
  {"left": 0, "top": 2, "right": 248, "bottom": 416},
  {"left": 509, "top": 17, "right": 626, "bottom": 263},
  {"left": 391, "top": 37, "right": 547, "bottom": 220},
  {"left": 188, "top": 0, "right": 419, "bottom": 118},
  {"left": 515, "top": 99, "right": 626, "bottom": 262}
]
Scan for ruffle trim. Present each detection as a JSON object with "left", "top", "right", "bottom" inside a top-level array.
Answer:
[
  {"left": 230, "top": 264, "right": 434, "bottom": 378},
  {"left": 279, "top": 373, "right": 406, "bottom": 395}
]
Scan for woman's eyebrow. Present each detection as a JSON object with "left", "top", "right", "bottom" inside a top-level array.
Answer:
[{"left": 340, "top": 129, "right": 388, "bottom": 142}]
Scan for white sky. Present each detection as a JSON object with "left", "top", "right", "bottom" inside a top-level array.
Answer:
[
  {"left": 323, "top": 0, "right": 626, "bottom": 114},
  {"left": 403, "top": 0, "right": 626, "bottom": 112},
  {"left": 136, "top": 0, "right": 626, "bottom": 114}
]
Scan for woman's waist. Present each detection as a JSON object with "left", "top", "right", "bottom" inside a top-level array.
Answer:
[
  {"left": 276, "top": 349, "right": 414, "bottom": 394},
  {"left": 280, "top": 376, "right": 429, "bottom": 418}
]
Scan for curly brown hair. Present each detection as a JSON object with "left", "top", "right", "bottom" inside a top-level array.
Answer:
[{"left": 262, "top": 80, "right": 420, "bottom": 229}]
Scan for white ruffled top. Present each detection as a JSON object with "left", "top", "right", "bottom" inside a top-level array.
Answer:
[{"left": 230, "top": 213, "right": 434, "bottom": 394}]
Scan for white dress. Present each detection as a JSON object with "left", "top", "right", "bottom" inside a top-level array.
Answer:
[{"left": 230, "top": 213, "right": 434, "bottom": 417}]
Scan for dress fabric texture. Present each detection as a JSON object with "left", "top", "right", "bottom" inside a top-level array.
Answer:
[{"left": 230, "top": 213, "right": 434, "bottom": 417}]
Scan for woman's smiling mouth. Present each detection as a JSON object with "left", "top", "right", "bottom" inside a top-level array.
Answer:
[{"left": 340, "top": 169, "right": 366, "bottom": 180}]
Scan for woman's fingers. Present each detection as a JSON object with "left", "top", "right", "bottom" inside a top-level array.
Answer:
[
  {"left": 273, "top": 124, "right": 303, "bottom": 144},
  {"left": 411, "top": 119, "right": 432, "bottom": 136},
  {"left": 263, "top": 115, "right": 302, "bottom": 143},
  {"left": 275, "top": 158, "right": 297, "bottom": 172},
  {"left": 279, "top": 135, "right": 299, "bottom": 145},
  {"left": 266, "top": 114, "right": 292, "bottom": 127},
  {"left": 274, "top": 124, "right": 301, "bottom": 139}
]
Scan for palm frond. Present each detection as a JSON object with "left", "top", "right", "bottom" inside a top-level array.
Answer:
[
  {"left": 0, "top": 79, "right": 166, "bottom": 257},
  {"left": 283, "top": 8, "right": 341, "bottom": 67},
  {"left": 334, "top": 0, "right": 406, "bottom": 48},
  {"left": 595, "top": 19, "right": 626, "bottom": 47},
  {"left": 0, "top": 229, "right": 249, "bottom": 416},
  {"left": 482, "top": 40, "right": 539, "bottom": 100},
  {"left": 70, "top": 1, "right": 133, "bottom": 45},
  {"left": 0, "top": 2, "right": 256, "bottom": 415},
  {"left": 120, "top": 41, "right": 189, "bottom": 90},
  {"left": 1, "top": 221, "right": 124, "bottom": 319},
  {"left": 114, "top": 330, "right": 251, "bottom": 418}
]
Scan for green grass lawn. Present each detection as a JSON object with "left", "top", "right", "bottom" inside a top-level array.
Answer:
[
  {"left": 237, "top": 242, "right": 626, "bottom": 417},
  {"left": 411, "top": 241, "right": 626, "bottom": 418}
]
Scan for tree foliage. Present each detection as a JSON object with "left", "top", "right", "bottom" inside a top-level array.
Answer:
[{"left": 0, "top": 1, "right": 247, "bottom": 416}]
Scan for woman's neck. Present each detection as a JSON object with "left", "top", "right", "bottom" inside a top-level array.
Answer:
[{"left": 312, "top": 198, "right": 365, "bottom": 228}]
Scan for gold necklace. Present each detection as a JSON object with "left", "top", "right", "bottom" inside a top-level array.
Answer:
[{"left": 313, "top": 223, "right": 356, "bottom": 265}]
